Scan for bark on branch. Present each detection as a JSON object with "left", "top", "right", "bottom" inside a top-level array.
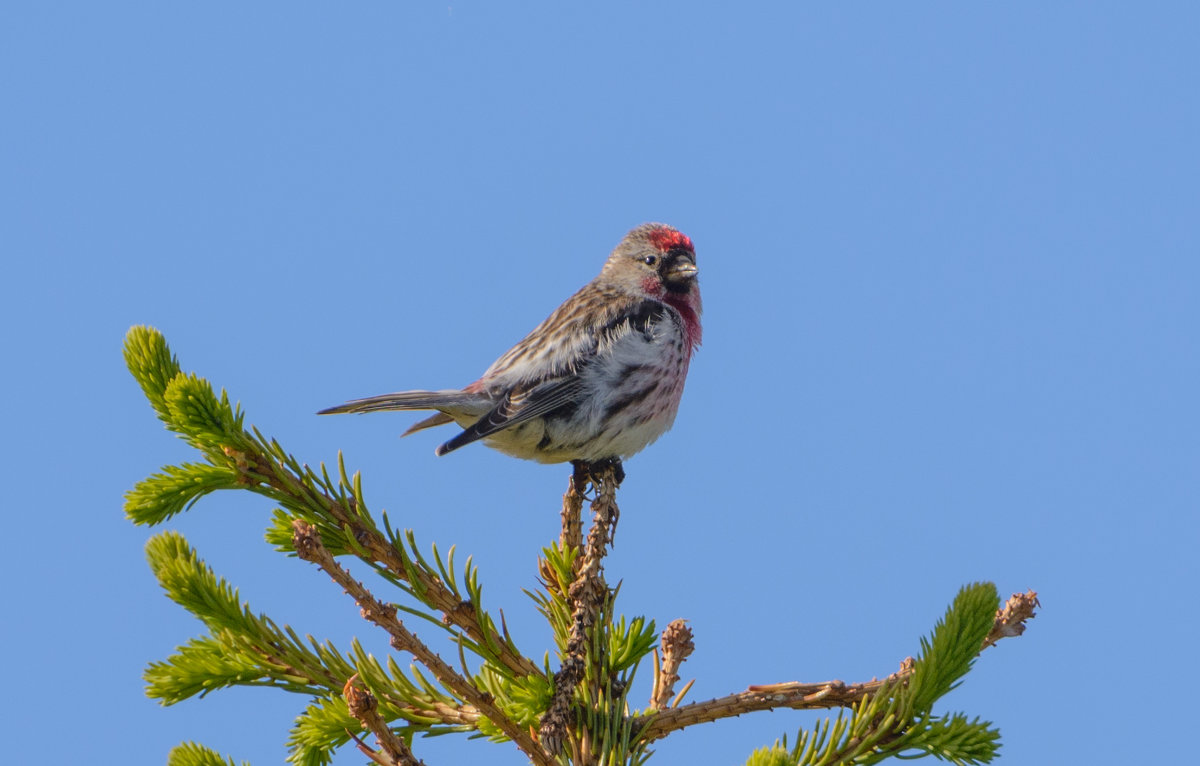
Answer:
[{"left": 343, "top": 674, "right": 427, "bottom": 766}]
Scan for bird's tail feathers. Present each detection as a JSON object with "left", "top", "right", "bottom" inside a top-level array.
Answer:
[
  {"left": 402, "top": 412, "right": 455, "bottom": 437},
  {"left": 317, "top": 390, "right": 489, "bottom": 416}
]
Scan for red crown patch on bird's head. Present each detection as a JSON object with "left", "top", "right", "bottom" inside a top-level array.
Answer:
[{"left": 648, "top": 226, "right": 694, "bottom": 254}]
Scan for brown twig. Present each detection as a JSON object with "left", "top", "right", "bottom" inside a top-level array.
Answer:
[
  {"left": 292, "top": 520, "right": 553, "bottom": 766},
  {"left": 343, "top": 674, "right": 426, "bottom": 766},
  {"left": 638, "top": 589, "right": 1039, "bottom": 743},
  {"left": 538, "top": 461, "right": 621, "bottom": 758},
  {"left": 640, "top": 678, "right": 888, "bottom": 742},
  {"left": 649, "top": 619, "right": 695, "bottom": 711}
]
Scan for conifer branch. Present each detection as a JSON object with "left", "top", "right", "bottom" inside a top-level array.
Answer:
[
  {"left": 291, "top": 519, "right": 552, "bottom": 765},
  {"left": 123, "top": 326, "right": 538, "bottom": 683},
  {"left": 229, "top": 434, "right": 543, "bottom": 682},
  {"left": 638, "top": 588, "right": 1038, "bottom": 744}
]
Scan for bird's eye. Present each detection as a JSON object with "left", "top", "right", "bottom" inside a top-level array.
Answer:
[{"left": 642, "top": 255, "right": 658, "bottom": 267}]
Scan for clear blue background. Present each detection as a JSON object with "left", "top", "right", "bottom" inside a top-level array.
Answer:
[{"left": 3, "top": 3, "right": 1196, "bottom": 764}]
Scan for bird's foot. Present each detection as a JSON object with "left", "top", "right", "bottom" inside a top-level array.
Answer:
[{"left": 570, "top": 458, "right": 624, "bottom": 492}]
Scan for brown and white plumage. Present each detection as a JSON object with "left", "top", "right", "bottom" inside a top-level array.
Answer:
[{"left": 319, "top": 223, "right": 702, "bottom": 464}]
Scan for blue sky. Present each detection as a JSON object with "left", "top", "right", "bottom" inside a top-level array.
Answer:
[{"left": 3, "top": 3, "right": 1196, "bottom": 764}]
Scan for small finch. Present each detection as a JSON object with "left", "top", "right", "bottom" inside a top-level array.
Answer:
[{"left": 319, "top": 223, "right": 702, "bottom": 469}]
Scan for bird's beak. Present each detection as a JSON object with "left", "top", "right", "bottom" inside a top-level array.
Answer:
[{"left": 664, "top": 257, "right": 698, "bottom": 284}]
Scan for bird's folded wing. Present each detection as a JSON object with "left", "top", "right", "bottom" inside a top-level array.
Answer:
[{"left": 435, "top": 376, "right": 584, "bottom": 456}]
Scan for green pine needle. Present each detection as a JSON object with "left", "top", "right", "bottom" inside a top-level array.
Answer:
[
  {"left": 163, "top": 372, "right": 245, "bottom": 450},
  {"left": 746, "top": 744, "right": 802, "bottom": 766},
  {"left": 288, "top": 697, "right": 353, "bottom": 766},
  {"left": 902, "top": 713, "right": 1000, "bottom": 765},
  {"left": 145, "top": 532, "right": 256, "bottom": 632},
  {"left": 607, "top": 615, "right": 658, "bottom": 674},
  {"left": 907, "top": 582, "right": 999, "bottom": 712},
  {"left": 125, "top": 462, "right": 238, "bottom": 525},
  {"left": 124, "top": 325, "right": 183, "bottom": 424},
  {"left": 167, "top": 742, "right": 249, "bottom": 766}
]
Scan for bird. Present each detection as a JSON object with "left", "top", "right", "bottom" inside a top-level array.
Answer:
[{"left": 319, "top": 223, "right": 702, "bottom": 472}]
